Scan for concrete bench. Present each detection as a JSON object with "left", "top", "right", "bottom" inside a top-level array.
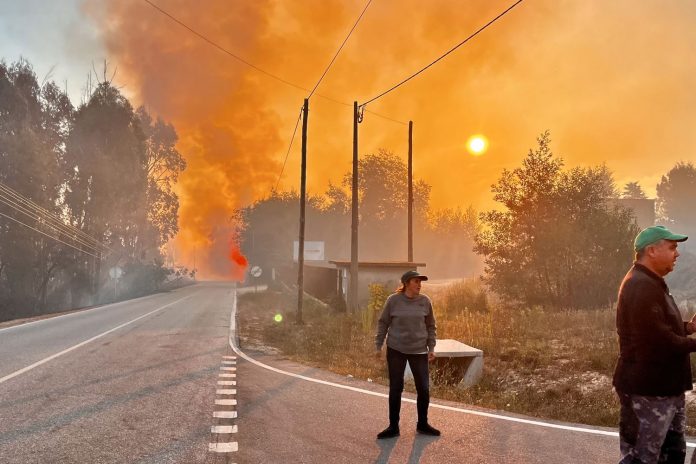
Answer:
[{"left": 405, "top": 338, "right": 483, "bottom": 388}]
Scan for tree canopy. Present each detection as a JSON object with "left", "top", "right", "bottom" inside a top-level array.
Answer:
[
  {"left": 0, "top": 59, "right": 186, "bottom": 321},
  {"left": 475, "top": 132, "right": 638, "bottom": 309}
]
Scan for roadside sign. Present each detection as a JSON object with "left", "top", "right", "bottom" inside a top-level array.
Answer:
[
  {"left": 293, "top": 241, "right": 325, "bottom": 261},
  {"left": 250, "top": 265, "right": 262, "bottom": 278},
  {"left": 109, "top": 266, "right": 123, "bottom": 279}
]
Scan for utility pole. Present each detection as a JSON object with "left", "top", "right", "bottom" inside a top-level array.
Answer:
[
  {"left": 93, "top": 251, "right": 101, "bottom": 304},
  {"left": 408, "top": 120, "right": 413, "bottom": 262},
  {"left": 297, "top": 98, "right": 309, "bottom": 324},
  {"left": 349, "top": 102, "right": 359, "bottom": 313}
]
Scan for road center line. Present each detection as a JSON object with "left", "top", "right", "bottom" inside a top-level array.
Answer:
[
  {"left": 228, "top": 287, "right": 696, "bottom": 447},
  {"left": 0, "top": 292, "right": 197, "bottom": 385}
]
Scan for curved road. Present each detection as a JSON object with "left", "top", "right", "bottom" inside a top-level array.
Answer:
[{"left": 0, "top": 282, "right": 693, "bottom": 463}]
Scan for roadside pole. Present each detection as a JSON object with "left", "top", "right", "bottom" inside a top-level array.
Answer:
[
  {"left": 296, "top": 98, "right": 309, "bottom": 324},
  {"left": 349, "top": 102, "right": 359, "bottom": 313}
]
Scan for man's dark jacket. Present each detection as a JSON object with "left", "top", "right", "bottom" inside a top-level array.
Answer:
[{"left": 613, "top": 263, "right": 696, "bottom": 396}]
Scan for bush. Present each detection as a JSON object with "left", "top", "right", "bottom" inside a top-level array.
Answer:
[
  {"left": 363, "top": 283, "right": 389, "bottom": 333},
  {"left": 441, "top": 279, "right": 489, "bottom": 315}
]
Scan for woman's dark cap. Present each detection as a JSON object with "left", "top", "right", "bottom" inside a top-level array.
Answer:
[{"left": 401, "top": 270, "right": 428, "bottom": 284}]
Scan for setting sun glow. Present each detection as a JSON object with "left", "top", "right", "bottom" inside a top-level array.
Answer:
[{"left": 466, "top": 135, "right": 489, "bottom": 156}]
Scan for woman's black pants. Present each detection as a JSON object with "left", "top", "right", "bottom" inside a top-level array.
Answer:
[{"left": 386, "top": 346, "right": 430, "bottom": 427}]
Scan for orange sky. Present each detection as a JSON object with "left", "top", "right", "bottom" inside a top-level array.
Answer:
[{"left": 85, "top": 0, "right": 696, "bottom": 277}]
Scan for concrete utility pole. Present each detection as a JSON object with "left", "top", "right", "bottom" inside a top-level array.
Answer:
[
  {"left": 349, "top": 101, "right": 359, "bottom": 313},
  {"left": 408, "top": 120, "right": 413, "bottom": 262},
  {"left": 296, "top": 98, "right": 309, "bottom": 324}
]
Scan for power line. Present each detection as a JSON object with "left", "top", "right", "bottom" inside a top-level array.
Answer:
[
  {"left": 0, "top": 211, "right": 99, "bottom": 258},
  {"left": 142, "top": 0, "right": 406, "bottom": 125},
  {"left": 0, "top": 182, "right": 104, "bottom": 249},
  {"left": 0, "top": 194, "right": 100, "bottom": 252},
  {"left": 274, "top": 108, "right": 303, "bottom": 192},
  {"left": 143, "top": 0, "right": 305, "bottom": 92},
  {"left": 307, "top": 0, "right": 373, "bottom": 99},
  {"left": 274, "top": 0, "right": 373, "bottom": 191},
  {"left": 0, "top": 182, "right": 112, "bottom": 252},
  {"left": 0, "top": 186, "right": 99, "bottom": 250},
  {"left": 361, "top": 0, "right": 524, "bottom": 107}
]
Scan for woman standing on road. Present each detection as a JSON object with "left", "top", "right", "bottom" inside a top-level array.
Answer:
[{"left": 374, "top": 270, "right": 440, "bottom": 439}]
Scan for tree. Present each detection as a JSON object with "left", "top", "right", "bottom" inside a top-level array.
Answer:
[
  {"left": 475, "top": 131, "right": 637, "bottom": 309},
  {"left": 656, "top": 162, "right": 696, "bottom": 238},
  {"left": 137, "top": 107, "right": 186, "bottom": 250},
  {"left": 65, "top": 82, "right": 148, "bottom": 254},
  {"left": 341, "top": 149, "right": 431, "bottom": 260},
  {"left": 0, "top": 60, "right": 75, "bottom": 317},
  {"left": 622, "top": 181, "right": 647, "bottom": 199}
]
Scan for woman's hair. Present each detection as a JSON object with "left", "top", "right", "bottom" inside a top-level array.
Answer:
[{"left": 396, "top": 282, "right": 406, "bottom": 293}]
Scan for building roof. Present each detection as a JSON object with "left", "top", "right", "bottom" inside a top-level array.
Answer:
[{"left": 328, "top": 260, "right": 426, "bottom": 269}]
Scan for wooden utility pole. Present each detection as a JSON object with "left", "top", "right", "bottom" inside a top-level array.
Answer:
[
  {"left": 349, "top": 101, "right": 359, "bottom": 313},
  {"left": 408, "top": 120, "right": 413, "bottom": 262},
  {"left": 297, "top": 98, "right": 309, "bottom": 324}
]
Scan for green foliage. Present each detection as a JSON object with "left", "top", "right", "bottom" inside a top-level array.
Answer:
[
  {"left": 622, "top": 181, "right": 647, "bottom": 199},
  {"left": 363, "top": 283, "right": 389, "bottom": 332},
  {"left": 0, "top": 59, "right": 185, "bottom": 321},
  {"left": 656, "top": 161, "right": 696, "bottom": 238},
  {"left": 475, "top": 131, "right": 639, "bottom": 309},
  {"left": 441, "top": 279, "right": 489, "bottom": 315},
  {"left": 236, "top": 149, "right": 482, "bottom": 283}
]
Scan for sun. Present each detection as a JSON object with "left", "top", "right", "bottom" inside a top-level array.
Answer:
[{"left": 466, "top": 135, "right": 489, "bottom": 156}]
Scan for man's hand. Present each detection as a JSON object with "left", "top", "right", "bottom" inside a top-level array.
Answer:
[
  {"left": 428, "top": 351, "right": 436, "bottom": 362},
  {"left": 688, "top": 315, "right": 696, "bottom": 335}
]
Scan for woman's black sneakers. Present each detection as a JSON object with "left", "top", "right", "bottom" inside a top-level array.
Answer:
[
  {"left": 376, "top": 425, "right": 400, "bottom": 439},
  {"left": 416, "top": 423, "right": 441, "bottom": 436}
]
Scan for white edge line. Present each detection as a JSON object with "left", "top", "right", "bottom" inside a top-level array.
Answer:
[
  {"left": 228, "top": 287, "right": 696, "bottom": 448},
  {"left": 0, "top": 292, "right": 197, "bottom": 385},
  {"left": 0, "top": 286, "right": 192, "bottom": 334}
]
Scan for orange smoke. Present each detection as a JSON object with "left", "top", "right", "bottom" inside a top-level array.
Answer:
[{"left": 84, "top": 0, "right": 696, "bottom": 277}]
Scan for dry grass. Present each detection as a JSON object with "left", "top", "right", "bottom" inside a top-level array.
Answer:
[{"left": 236, "top": 281, "right": 696, "bottom": 433}]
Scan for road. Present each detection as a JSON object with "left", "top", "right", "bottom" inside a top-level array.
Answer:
[{"left": 1, "top": 282, "right": 693, "bottom": 463}]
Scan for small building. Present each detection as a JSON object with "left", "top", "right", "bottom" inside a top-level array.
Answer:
[{"left": 329, "top": 260, "right": 426, "bottom": 308}]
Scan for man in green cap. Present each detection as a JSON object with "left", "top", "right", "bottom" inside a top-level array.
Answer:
[{"left": 613, "top": 225, "right": 696, "bottom": 464}]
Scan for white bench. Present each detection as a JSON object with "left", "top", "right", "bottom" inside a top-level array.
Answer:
[{"left": 404, "top": 338, "right": 483, "bottom": 388}]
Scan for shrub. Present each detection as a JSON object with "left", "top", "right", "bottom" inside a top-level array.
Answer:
[{"left": 441, "top": 279, "right": 489, "bottom": 315}]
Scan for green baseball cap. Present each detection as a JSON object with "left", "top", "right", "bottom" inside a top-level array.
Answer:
[{"left": 634, "top": 225, "right": 688, "bottom": 251}]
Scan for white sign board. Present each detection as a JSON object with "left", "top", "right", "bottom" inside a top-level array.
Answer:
[
  {"left": 109, "top": 266, "right": 123, "bottom": 279},
  {"left": 293, "top": 241, "right": 325, "bottom": 261},
  {"left": 250, "top": 265, "right": 262, "bottom": 278}
]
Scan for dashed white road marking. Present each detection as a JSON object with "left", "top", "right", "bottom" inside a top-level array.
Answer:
[
  {"left": 208, "top": 442, "right": 238, "bottom": 453},
  {"left": 228, "top": 288, "right": 696, "bottom": 448},
  {"left": 218, "top": 380, "right": 236, "bottom": 386},
  {"left": 215, "top": 399, "right": 237, "bottom": 406},
  {"left": 222, "top": 356, "right": 237, "bottom": 360},
  {"left": 219, "top": 373, "right": 236, "bottom": 378},
  {"left": 220, "top": 366, "right": 237, "bottom": 371},
  {"left": 222, "top": 360, "right": 236, "bottom": 365},
  {"left": 217, "top": 389, "right": 237, "bottom": 395},
  {"left": 213, "top": 411, "right": 238, "bottom": 419},
  {"left": 211, "top": 425, "right": 238, "bottom": 434}
]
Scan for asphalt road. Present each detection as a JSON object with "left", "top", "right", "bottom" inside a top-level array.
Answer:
[{"left": 1, "top": 282, "right": 694, "bottom": 463}]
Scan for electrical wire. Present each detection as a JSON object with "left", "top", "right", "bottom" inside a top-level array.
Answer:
[
  {"left": 307, "top": 0, "right": 373, "bottom": 99},
  {"left": 361, "top": 0, "right": 524, "bottom": 107},
  {"left": 274, "top": 108, "right": 303, "bottom": 192},
  {"left": 142, "top": 0, "right": 406, "bottom": 125},
  {"left": 0, "top": 211, "right": 99, "bottom": 258},
  {"left": 0, "top": 194, "right": 100, "bottom": 252},
  {"left": 0, "top": 182, "right": 112, "bottom": 252}
]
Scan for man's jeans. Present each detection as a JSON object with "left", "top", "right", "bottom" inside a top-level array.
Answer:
[
  {"left": 617, "top": 390, "right": 686, "bottom": 464},
  {"left": 386, "top": 347, "right": 430, "bottom": 427}
]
